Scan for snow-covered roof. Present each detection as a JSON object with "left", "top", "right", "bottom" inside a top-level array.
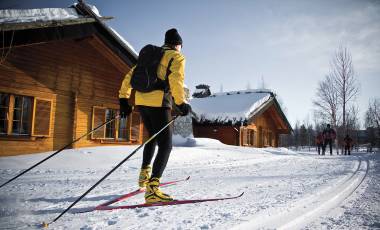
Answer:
[
  {"left": 0, "top": 8, "right": 80, "bottom": 23},
  {"left": 0, "top": 3, "right": 138, "bottom": 59},
  {"left": 190, "top": 89, "right": 274, "bottom": 124}
]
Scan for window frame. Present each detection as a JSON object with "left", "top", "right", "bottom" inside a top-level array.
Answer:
[
  {"left": 0, "top": 93, "right": 10, "bottom": 135},
  {"left": 91, "top": 106, "right": 142, "bottom": 143},
  {"left": 241, "top": 128, "right": 255, "bottom": 146},
  {"left": 104, "top": 108, "right": 117, "bottom": 139},
  {"left": 0, "top": 93, "right": 35, "bottom": 136}
]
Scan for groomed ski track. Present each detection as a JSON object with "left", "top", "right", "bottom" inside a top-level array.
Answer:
[
  {"left": 0, "top": 141, "right": 377, "bottom": 229},
  {"left": 233, "top": 155, "right": 370, "bottom": 229}
]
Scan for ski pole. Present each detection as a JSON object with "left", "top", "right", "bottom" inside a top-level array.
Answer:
[
  {"left": 43, "top": 116, "right": 179, "bottom": 228},
  {"left": 0, "top": 116, "right": 119, "bottom": 189}
]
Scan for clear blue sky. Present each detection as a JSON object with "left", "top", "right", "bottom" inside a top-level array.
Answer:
[{"left": 1, "top": 0, "right": 379, "bottom": 127}]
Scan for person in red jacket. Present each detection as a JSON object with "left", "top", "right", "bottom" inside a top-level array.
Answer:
[
  {"left": 322, "top": 124, "right": 336, "bottom": 155},
  {"left": 315, "top": 132, "right": 324, "bottom": 155},
  {"left": 343, "top": 134, "right": 353, "bottom": 155}
]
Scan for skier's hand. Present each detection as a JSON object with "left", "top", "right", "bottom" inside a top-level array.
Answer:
[
  {"left": 119, "top": 98, "right": 132, "bottom": 118},
  {"left": 176, "top": 103, "right": 192, "bottom": 116}
]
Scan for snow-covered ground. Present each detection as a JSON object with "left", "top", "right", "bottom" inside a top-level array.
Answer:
[{"left": 0, "top": 138, "right": 378, "bottom": 229}]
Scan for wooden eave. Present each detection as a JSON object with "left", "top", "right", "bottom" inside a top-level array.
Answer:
[
  {"left": 0, "top": 21, "right": 137, "bottom": 67},
  {"left": 248, "top": 95, "right": 292, "bottom": 133},
  {"left": 0, "top": 16, "right": 112, "bottom": 31}
]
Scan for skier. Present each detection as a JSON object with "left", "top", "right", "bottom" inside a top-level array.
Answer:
[
  {"left": 322, "top": 124, "right": 336, "bottom": 155},
  {"left": 119, "top": 28, "right": 191, "bottom": 203},
  {"left": 343, "top": 134, "right": 353, "bottom": 155},
  {"left": 315, "top": 132, "right": 324, "bottom": 155}
]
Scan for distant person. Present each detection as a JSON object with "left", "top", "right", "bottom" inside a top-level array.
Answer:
[
  {"left": 315, "top": 132, "right": 324, "bottom": 155},
  {"left": 343, "top": 134, "right": 353, "bottom": 155},
  {"left": 322, "top": 124, "right": 336, "bottom": 155},
  {"left": 119, "top": 28, "right": 191, "bottom": 203}
]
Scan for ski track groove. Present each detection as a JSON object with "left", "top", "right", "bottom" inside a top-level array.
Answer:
[
  {"left": 233, "top": 155, "right": 370, "bottom": 230},
  {"left": 168, "top": 155, "right": 285, "bottom": 171}
]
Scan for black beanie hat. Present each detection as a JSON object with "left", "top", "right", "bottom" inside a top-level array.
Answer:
[{"left": 165, "top": 28, "right": 183, "bottom": 46}]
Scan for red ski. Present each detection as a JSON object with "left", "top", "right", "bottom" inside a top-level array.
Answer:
[
  {"left": 96, "top": 176, "right": 190, "bottom": 208},
  {"left": 95, "top": 192, "right": 244, "bottom": 210}
]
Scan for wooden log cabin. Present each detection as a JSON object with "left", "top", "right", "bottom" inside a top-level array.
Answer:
[
  {"left": 0, "top": 3, "right": 147, "bottom": 156},
  {"left": 191, "top": 90, "right": 292, "bottom": 147}
]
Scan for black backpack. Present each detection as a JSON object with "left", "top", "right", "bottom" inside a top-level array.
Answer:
[{"left": 130, "top": 44, "right": 172, "bottom": 92}]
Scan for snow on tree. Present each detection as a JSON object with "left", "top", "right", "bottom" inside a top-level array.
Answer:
[{"left": 192, "top": 84, "right": 211, "bottom": 98}]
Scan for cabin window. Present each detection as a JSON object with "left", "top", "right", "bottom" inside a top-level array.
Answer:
[
  {"left": 130, "top": 112, "right": 141, "bottom": 141},
  {"left": 92, "top": 106, "right": 142, "bottom": 142},
  {"left": 92, "top": 107, "right": 118, "bottom": 139},
  {"left": 0, "top": 93, "right": 9, "bottom": 134},
  {"left": 241, "top": 128, "right": 255, "bottom": 146},
  {"left": 117, "top": 111, "right": 141, "bottom": 141},
  {"left": 105, "top": 109, "right": 116, "bottom": 138},
  {"left": 0, "top": 93, "right": 37, "bottom": 136},
  {"left": 118, "top": 118, "right": 129, "bottom": 140},
  {"left": 12, "top": 95, "right": 33, "bottom": 135}
]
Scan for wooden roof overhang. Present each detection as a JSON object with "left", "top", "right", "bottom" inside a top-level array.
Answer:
[
  {"left": 0, "top": 17, "right": 137, "bottom": 68},
  {"left": 247, "top": 95, "right": 292, "bottom": 134}
]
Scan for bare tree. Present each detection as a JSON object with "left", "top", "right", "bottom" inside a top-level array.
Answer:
[
  {"left": 293, "top": 120, "right": 301, "bottom": 150},
  {"left": 365, "top": 98, "right": 380, "bottom": 129},
  {"left": 299, "top": 124, "right": 307, "bottom": 148},
  {"left": 344, "top": 105, "right": 360, "bottom": 152},
  {"left": 365, "top": 98, "right": 380, "bottom": 150},
  {"left": 313, "top": 74, "right": 340, "bottom": 127},
  {"left": 346, "top": 105, "right": 360, "bottom": 132},
  {"left": 331, "top": 46, "right": 359, "bottom": 131}
]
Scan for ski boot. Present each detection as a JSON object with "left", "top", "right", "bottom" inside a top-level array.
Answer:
[
  {"left": 138, "top": 165, "right": 151, "bottom": 188},
  {"left": 145, "top": 177, "right": 174, "bottom": 204}
]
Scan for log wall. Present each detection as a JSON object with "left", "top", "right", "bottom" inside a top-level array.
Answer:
[{"left": 0, "top": 36, "right": 134, "bottom": 156}]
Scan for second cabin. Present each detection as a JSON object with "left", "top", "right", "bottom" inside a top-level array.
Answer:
[{"left": 190, "top": 90, "right": 292, "bottom": 147}]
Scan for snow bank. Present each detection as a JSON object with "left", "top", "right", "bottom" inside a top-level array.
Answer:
[{"left": 172, "top": 134, "right": 197, "bottom": 147}]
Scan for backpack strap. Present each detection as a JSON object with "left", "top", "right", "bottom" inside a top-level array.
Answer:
[{"left": 163, "top": 58, "right": 174, "bottom": 92}]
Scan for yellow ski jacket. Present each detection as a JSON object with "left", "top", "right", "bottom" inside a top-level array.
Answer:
[{"left": 119, "top": 46, "right": 186, "bottom": 108}]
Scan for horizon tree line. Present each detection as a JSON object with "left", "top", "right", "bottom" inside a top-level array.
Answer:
[{"left": 280, "top": 46, "right": 379, "bottom": 152}]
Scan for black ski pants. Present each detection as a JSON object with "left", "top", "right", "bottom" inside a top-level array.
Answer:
[
  {"left": 323, "top": 139, "right": 333, "bottom": 155},
  {"left": 138, "top": 106, "right": 172, "bottom": 179},
  {"left": 344, "top": 145, "right": 351, "bottom": 155},
  {"left": 317, "top": 144, "right": 323, "bottom": 155}
]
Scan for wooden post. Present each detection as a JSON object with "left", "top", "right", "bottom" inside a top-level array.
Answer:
[{"left": 7, "top": 95, "right": 15, "bottom": 135}]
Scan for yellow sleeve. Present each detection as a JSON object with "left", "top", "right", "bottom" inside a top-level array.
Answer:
[
  {"left": 168, "top": 54, "right": 186, "bottom": 105},
  {"left": 119, "top": 66, "right": 135, "bottom": 99}
]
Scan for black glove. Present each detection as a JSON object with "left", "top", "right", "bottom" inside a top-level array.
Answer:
[
  {"left": 176, "top": 103, "right": 192, "bottom": 116},
  {"left": 119, "top": 98, "right": 132, "bottom": 118}
]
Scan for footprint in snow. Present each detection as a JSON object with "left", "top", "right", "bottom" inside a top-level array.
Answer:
[
  {"left": 138, "top": 212, "right": 149, "bottom": 218},
  {"left": 107, "top": 220, "right": 117, "bottom": 225},
  {"left": 200, "top": 224, "right": 210, "bottom": 229}
]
